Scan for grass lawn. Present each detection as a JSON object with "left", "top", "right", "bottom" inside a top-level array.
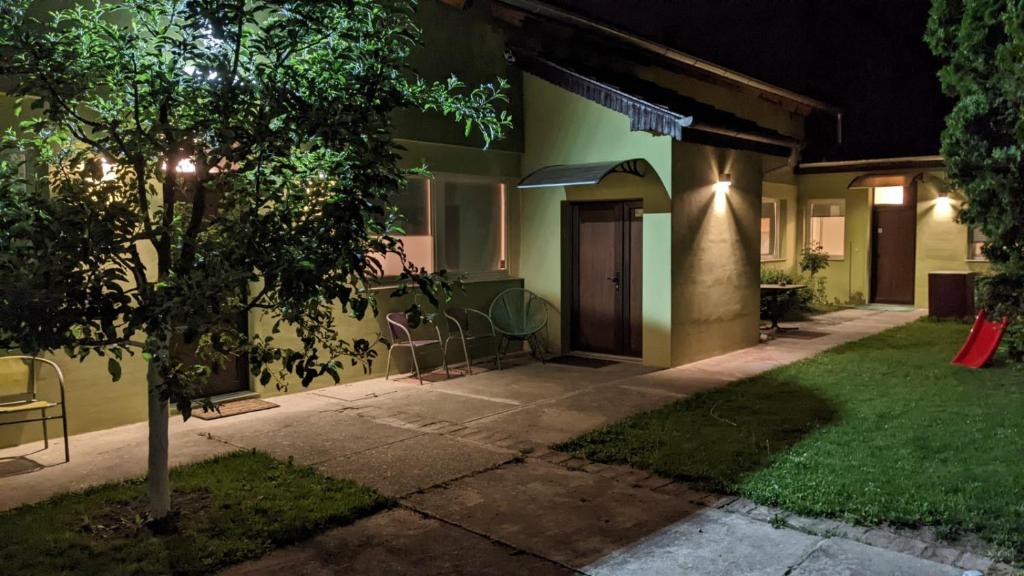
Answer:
[
  {"left": 0, "top": 450, "right": 388, "bottom": 576},
  {"left": 557, "top": 320, "right": 1024, "bottom": 561}
]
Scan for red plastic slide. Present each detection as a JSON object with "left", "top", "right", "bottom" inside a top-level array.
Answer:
[{"left": 951, "top": 310, "right": 1009, "bottom": 368}]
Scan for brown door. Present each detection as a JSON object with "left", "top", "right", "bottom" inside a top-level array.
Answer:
[
  {"left": 871, "top": 187, "right": 917, "bottom": 304},
  {"left": 172, "top": 184, "right": 251, "bottom": 397},
  {"left": 173, "top": 335, "right": 249, "bottom": 397},
  {"left": 570, "top": 201, "right": 642, "bottom": 356},
  {"left": 171, "top": 312, "right": 251, "bottom": 398}
]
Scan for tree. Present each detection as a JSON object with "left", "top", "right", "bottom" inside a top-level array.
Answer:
[
  {"left": 0, "top": 0, "right": 510, "bottom": 521},
  {"left": 926, "top": 0, "right": 1024, "bottom": 360}
]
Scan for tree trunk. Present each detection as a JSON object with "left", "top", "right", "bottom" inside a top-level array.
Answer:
[{"left": 146, "top": 360, "right": 171, "bottom": 519}]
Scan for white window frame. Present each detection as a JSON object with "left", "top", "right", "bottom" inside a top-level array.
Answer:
[
  {"left": 760, "top": 197, "right": 782, "bottom": 262},
  {"left": 806, "top": 198, "right": 846, "bottom": 261},
  {"left": 425, "top": 172, "right": 512, "bottom": 282}
]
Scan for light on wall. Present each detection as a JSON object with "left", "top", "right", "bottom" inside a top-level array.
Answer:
[
  {"left": 713, "top": 173, "right": 732, "bottom": 194},
  {"left": 935, "top": 190, "right": 954, "bottom": 216},
  {"left": 873, "top": 185, "right": 904, "bottom": 205}
]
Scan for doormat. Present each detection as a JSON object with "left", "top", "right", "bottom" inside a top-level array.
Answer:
[
  {"left": 549, "top": 355, "right": 618, "bottom": 369},
  {"left": 193, "top": 398, "right": 279, "bottom": 421},
  {"left": 775, "top": 330, "right": 830, "bottom": 340}
]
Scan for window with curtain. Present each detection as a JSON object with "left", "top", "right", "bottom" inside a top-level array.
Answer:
[
  {"left": 379, "top": 175, "right": 507, "bottom": 279},
  {"left": 441, "top": 179, "right": 506, "bottom": 274},
  {"left": 808, "top": 200, "right": 846, "bottom": 259},
  {"left": 381, "top": 178, "right": 433, "bottom": 277},
  {"left": 968, "top": 228, "right": 989, "bottom": 261},
  {"left": 761, "top": 199, "right": 780, "bottom": 260}
]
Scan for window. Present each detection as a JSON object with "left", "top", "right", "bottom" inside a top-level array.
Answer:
[
  {"left": 381, "top": 178, "right": 433, "bottom": 277},
  {"left": 873, "top": 186, "right": 905, "bottom": 206},
  {"left": 968, "top": 227, "right": 989, "bottom": 261},
  {"left": 760, "top": 199, "right": 780, "bottom": 261},
  {"left": 807, "top": 200, "right": 846, "bottom": 259},
  {"left": 383, "top": 174, "right": 507, "bottom": 278},
  {"left": 441, "top": 180, "right": 507, "bottom": 273}
]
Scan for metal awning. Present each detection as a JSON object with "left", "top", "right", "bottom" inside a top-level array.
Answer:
[
  {"left": 517, "top": 159, "right": 646, "bottom": 189},
  {"left": 847, "top": 172, "right": 923, "bottom": 189}
]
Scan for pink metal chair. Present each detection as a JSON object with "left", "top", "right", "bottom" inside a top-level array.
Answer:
[{"left": 384, "top": 312, "right": 449, "bottom": 384}]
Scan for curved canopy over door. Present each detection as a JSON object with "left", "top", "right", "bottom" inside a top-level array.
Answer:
[{"left": 517, "top": 159, "right": 646, "bottom": 190}]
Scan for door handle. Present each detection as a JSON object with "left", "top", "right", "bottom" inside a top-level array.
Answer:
[{"left": 607, "top": 273, "right": 621, "bottom": 290}]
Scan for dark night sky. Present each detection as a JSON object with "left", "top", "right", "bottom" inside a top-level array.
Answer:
[{"left": 543, "top": 0, "right": 950, "bottom": 162}]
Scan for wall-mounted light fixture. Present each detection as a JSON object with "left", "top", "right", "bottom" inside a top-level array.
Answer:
[{"left": 713, "top": 173, "right": 732, "bottom": 194}]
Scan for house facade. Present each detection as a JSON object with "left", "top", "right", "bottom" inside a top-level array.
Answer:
[
  {"left": 762, "top": 158, "right": 990, "bottom": 308},
  {"left": 0, "top": 0, "right": 984, "bottom": 448}
]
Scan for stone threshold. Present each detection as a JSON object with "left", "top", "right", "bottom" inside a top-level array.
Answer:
[{"left": 530, "top": 448, "right": 1018, "bottom": 576}]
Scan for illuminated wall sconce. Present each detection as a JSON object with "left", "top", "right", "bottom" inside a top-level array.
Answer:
[
  {"left": 935, "top": 190, "right": 954, "bottom": 217},
  {"left": 713, "top": 173, "right": 732, "bottom": 194}
]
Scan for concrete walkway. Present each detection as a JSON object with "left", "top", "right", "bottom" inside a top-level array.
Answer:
[{"left": 1, "top": 308, "right": 1009, "bottom": 575}]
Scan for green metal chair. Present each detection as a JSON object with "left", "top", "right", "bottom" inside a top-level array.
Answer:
[
  {"left": 444, "top": 307, "right": 501, "bottom": 374},
  {"left": 0, "top": 356, "right": 69, "bottom": 462},
  {"left": 489, "top": 288, "right": 549, "bottom": 365}
]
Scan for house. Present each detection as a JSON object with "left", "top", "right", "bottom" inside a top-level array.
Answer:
[
  {"left": 763, "top": 157, "right": 990, "bottom": 307},
  {"left": 0, "top": 0, "right": 985, "bottom": 449}
]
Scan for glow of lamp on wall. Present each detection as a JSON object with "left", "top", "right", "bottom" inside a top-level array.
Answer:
[
  {"left": 935, "top": 190, "right": 954, "bottom": 217},
  {"left": 713, "top": 173, "right": 732, "bottom": 195}
]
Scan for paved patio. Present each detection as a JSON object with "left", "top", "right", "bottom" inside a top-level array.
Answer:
[{"left": 3, "top": 308, "right": 1009, "bottom": 575}]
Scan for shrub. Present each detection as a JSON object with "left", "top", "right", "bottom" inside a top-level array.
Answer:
[{"left": 800, "top": 243, "right": 831, "bottom": 305}]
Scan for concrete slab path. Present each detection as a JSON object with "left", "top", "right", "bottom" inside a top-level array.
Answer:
[{"left": 3, "top": 308, "right": 1003, "bottom": 575}]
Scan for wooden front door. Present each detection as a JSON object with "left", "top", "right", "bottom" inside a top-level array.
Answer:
[
  {"left": 871, "top": 187, "right": 917, "bottom": 304},
  {"left": 171, "top": 312, "right": 251, "bottom": 398},
  {"left": 570, "top": 200, "right": 642, "bottom": 357}
]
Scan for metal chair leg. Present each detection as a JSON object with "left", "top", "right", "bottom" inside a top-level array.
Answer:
[
  {"left": 497, "top": 335, "right": 507, "bottom": 368},
  {"left": 41, "top": 407, "right": 48, "bottom": 449},
  {"left": 494, "top": 336, "right": 502, "bottom": 370},
  {"left": 61, "top": 409, "right": 69, "bottom": 463},
  {"left": 410, "top": 346, "right": 423, "bottom": 385},
  {"left": 437, "top": 328, "right": 450, "bottom": 379},
  {"left": 530, "top": 334, "right": 546, "bottom": 364},
  {"left": 461, "top": 336, "right": 472, "bottom": 375},
  {"left": 385, "top": 346, "right": 394, "bottom": 380}
]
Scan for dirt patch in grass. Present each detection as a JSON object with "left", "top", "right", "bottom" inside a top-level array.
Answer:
[{"left": 0, "top": 450, "right": 389, "bottom": 576}]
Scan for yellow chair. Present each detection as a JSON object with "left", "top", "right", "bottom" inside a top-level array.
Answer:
[{"left": 0, "top": 356, "right": 69, "bottom": 462}]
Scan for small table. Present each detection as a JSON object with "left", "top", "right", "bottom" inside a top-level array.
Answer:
[{"left": 760, "top": 284, "right": 807, "bottom": 332}]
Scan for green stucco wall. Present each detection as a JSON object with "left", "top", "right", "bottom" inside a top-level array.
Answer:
[
  {"left": 518, "top": 73, "right": 674, "bottom": 367},
  {"left": 393, "top": 0, "right": 524, "bottom": 153},
  {"left": 670, "top": 141, "right": 764, "bottom": 365},
  {"left": 914, "top": 172, "right": 990, "bottom": 307},
  {"left": 793, "top": 172, "right": 872, "bottom": 304},
  {"left": 792, "top": 169, "right": 990, "bottom": 308}
]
